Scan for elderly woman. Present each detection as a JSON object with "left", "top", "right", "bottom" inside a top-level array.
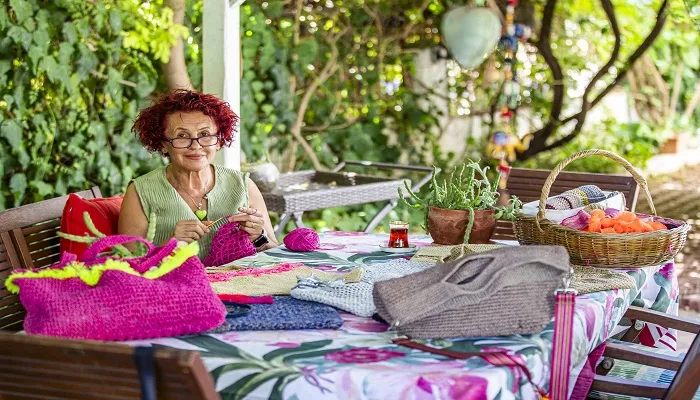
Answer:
[{"left": 118, "top": 89, "right": 278, "bottom": 257}]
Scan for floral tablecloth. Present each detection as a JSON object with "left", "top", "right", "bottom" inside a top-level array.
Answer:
[{"left": 134, "top": 232, "right": 680, "bottom": 400}]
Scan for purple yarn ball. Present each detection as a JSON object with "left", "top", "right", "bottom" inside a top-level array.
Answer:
[{"left": 284, "top": 228, "right": 320, "bottom": 252}]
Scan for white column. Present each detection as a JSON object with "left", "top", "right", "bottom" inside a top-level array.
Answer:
[{"left": 203, "top": 0, "right": 244, "bottom": 170}]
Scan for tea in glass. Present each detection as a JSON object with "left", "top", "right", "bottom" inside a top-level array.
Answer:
[{"left": 388, "top": 221, "right": 409, "bottom": 248}]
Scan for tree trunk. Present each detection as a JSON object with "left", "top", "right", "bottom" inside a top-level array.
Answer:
[{"left": 163, "top": 0, "right": 194, "bottom": 90}]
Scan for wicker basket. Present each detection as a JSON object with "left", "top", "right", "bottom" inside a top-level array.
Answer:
[{"left": 513, "top": 150, "right": 690, "bottom": 268}]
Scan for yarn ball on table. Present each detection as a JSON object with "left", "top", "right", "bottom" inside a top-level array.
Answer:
[{"left": 284, "top": 228, "right": 320, "bottom": 252}]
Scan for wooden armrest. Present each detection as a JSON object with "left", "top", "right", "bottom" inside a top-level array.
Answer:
[
  {"left": 605, "top": 342, "right": 683, "bottom": 371},
  {"left": 591, "top": 375, "right": 667, "bottom": 398},
  {"left": 625, "top": 306, "right": 700, "bottom": 334}
]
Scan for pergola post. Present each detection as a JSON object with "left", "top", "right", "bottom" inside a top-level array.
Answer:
[{"left": 203, "top": 0, "right": 244, "bottom": 170}]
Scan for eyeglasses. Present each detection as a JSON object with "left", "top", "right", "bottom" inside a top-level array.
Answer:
[{"left": 163, "top": 135, "right": 220, "bottom": 149}]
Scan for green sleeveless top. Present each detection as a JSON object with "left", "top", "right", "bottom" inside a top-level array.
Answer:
[{"left": 132, "top": 165, "right": 250, "bottom": 258}]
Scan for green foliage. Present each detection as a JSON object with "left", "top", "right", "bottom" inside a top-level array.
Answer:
[
  {"left": 238, "top": 1, "right": 450, "bottom": 168},
  {"left": 0, "top": 0, "right": 190, "bottom": 210},
  {"left": 520, "top": 119, "right": 663, "bottom": 173}
]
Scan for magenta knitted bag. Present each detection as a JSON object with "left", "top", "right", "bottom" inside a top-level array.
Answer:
[
  {"left": 202, "top": 221, "right": 257, "bottom": 267},
  {"left": 5, "top": 235, "right": 226, "bottom": 341}
]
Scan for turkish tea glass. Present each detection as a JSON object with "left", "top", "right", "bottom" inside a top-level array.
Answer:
[{"left": 388, "top": 221, "right": 409, "bottom": 248}]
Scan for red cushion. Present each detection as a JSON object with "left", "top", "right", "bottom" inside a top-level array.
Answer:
[{"left": 59, "top": 193, "right": 124, "bottom": 258}]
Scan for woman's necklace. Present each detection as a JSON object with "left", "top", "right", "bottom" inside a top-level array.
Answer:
[{"left": 169, "top": 168, "right": 211, "bottom": 221}]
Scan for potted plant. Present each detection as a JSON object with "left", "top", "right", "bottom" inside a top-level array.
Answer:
[{"left": 399, "top": 160, "right": 522, "bottom": 245}]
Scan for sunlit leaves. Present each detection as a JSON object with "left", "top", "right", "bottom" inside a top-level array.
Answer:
[{"left": 0, "top": 0, "right": 167, "bottom": 209}]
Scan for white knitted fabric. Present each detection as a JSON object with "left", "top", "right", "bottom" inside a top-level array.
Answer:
[{"left": 290, "top": 259, "right": 435, "bottom": 317}]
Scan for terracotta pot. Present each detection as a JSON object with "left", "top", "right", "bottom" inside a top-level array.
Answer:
[
  {"left": 427, "top": 206, "right": 496, "bottom": 245},
  {"left": 468, "top": 209, "right": 496, "bottom": 244}
]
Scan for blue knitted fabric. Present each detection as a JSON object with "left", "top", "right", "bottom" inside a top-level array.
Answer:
[{"left": 224, "top": 296, "right": 343, "bottom": 331}]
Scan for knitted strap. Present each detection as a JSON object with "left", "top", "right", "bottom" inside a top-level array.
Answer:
[
  {"left": 81, "top": 235, "right": 156, "bottom": 261},
  {"left": 80, "top": 236, "right": 181, "bottom": 274},
  {"left": 550, "top": 290, "right": 576, "bottom": 400},
  {"left": 129, "top": 239, "right": 180, "bottom": 273}
]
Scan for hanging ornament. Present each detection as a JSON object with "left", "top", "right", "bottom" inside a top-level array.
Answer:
[
  {"left": 442, "top": 6, "right": 502, "bottom": 69},
  {"left": 483, "top": 56, "right": 501, "bottom": 86},
  {"left": 486, "top": 0, "right": 532, "bottom": 193}
]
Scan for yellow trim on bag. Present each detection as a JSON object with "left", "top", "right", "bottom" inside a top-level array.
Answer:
[{"left": 5, "top": 242, "right": 199, "bottom": 294}]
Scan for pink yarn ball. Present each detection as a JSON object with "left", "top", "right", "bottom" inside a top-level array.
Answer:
[{"left": 284, "top": 228, "right": 320, "bottom": 252}]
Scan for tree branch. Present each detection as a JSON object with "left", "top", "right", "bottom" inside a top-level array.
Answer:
[
  {"left": 558, "top": 0, "right": 669, "bottom": 128},
  {"left": 668, "top": 62, "right": 685, "bottom": 121},
  {"left": 642, "top": 54, "right": 669, "bottom": 117},
  {"left": 162, "top": 0, "right": 193, "bottom": 90},
  {"left": 384, "top": 0, "right": 432, "bottom": 43},
  {"left": 524, "top": 0, "right": 670, "bottom": 157},
  {"left": 682, "top": 83, "right": 700, "bottom": 120},
  {"left": 517, "top": 0, "right": 564, "bottom": 157},
  {"left": 289, "top": 27, "right": 349, "bottom": 171},
  {"left": 568, "top": 0, "right": 621, "bottom": 134},
  {"left": 301, "top": 92, "right": 357, "bottom": 132},
  {"left": 285, "top": 0, "right": 304, "bottom": 172}
]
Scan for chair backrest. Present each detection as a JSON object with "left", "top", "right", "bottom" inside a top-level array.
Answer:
[
  {"left": 0, "top": 332, "right": 221, "bottom": 400},
  {"left": 0, "top": 232, "right": 23, "bottom": 330},
  {"left": 0, "top": 187, "right": 102, "bottom": 331},
  {"left": 493, "top": 168, "right": 640, "bottom": 240}
]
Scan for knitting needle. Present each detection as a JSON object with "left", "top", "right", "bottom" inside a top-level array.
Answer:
[{"left": 205, "top": 216, "right": 227, "bottom": 229}]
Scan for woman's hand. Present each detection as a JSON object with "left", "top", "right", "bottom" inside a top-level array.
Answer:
[
  {"left": 229, "top": 207, "right": 265, "bottom": 242},
  {"left": 172, "top": 220, "right": 210, "bottom": 243}
]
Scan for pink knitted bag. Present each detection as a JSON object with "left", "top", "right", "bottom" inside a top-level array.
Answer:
[
  {"left": 202, "top": 221, "right": 257, "bottom": 267},
  {"left": 5, "top": 235, "right": 226, "bottom": 341}
]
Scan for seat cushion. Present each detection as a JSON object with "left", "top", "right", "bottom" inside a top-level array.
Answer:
[
  {"left": 59, "top": 194, "right": 123, "bottom": 258},
  {"left": 588, "top": 339, "right": 699, "bottom": 400}
]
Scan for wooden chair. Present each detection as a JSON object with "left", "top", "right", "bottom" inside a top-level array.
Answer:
[
  {"left": 0, "top": 187, "right": 102, "bottom": 331},
  {"left": 494, "top": 168, "right": 640, "bottom": 240},
  {"left": 590, "top": 306, "right": 700, "bottom": 399},
  {"left": 0, "top": 332, "right": 221, "bottom": 400}
]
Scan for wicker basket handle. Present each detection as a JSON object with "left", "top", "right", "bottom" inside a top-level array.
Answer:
[{"left": 536, "top": 149, "right": 656, "bottom": 231}]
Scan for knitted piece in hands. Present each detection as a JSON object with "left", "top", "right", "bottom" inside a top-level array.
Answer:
[
  {"left": 284, "top": 228, "right": 320, "bottom": 252},
  {"left": 224, "top": 296, "right": 343, "bottom": 331},
  {"left": 545, "top": 185, "right": 606, "bottom": 210},
  {"left": 202, "top": 221, "right": 257, "bottom": 267}
]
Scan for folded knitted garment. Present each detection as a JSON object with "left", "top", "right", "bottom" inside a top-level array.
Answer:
[
  {"left": 373, "top": 246, "right": 570, "bottom": 339},
  {"left": 291, "top": 259, "right": 435, "bottom": 317},
  {"left": 208, "top": 263, "right": 364, "bottom": 296},
  {"left": 224, "top": 296, "right": 343, "bottom": 331},
  {"left": 571, "top": 265, "right": 636, "bottom": 294},
  {"left": 410, "top": 245, "right": 467, "bottom": 264},
  {"left": 545, "top": 185, "right": 607, "bottom": 210}
]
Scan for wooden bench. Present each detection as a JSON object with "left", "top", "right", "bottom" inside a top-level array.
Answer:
[
  {"left": 0, "top": 332, "right": 220, "bottom": 399},
  {"left": 494, "top": 168, "right": 640, "bottom": 240},
  {"left": 0, "top": 187, "right": 102, "bottom": 331}
]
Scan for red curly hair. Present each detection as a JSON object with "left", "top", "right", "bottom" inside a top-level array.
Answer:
[{"left": 132, "top": 89, "right": 239, "bottom": 153}]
